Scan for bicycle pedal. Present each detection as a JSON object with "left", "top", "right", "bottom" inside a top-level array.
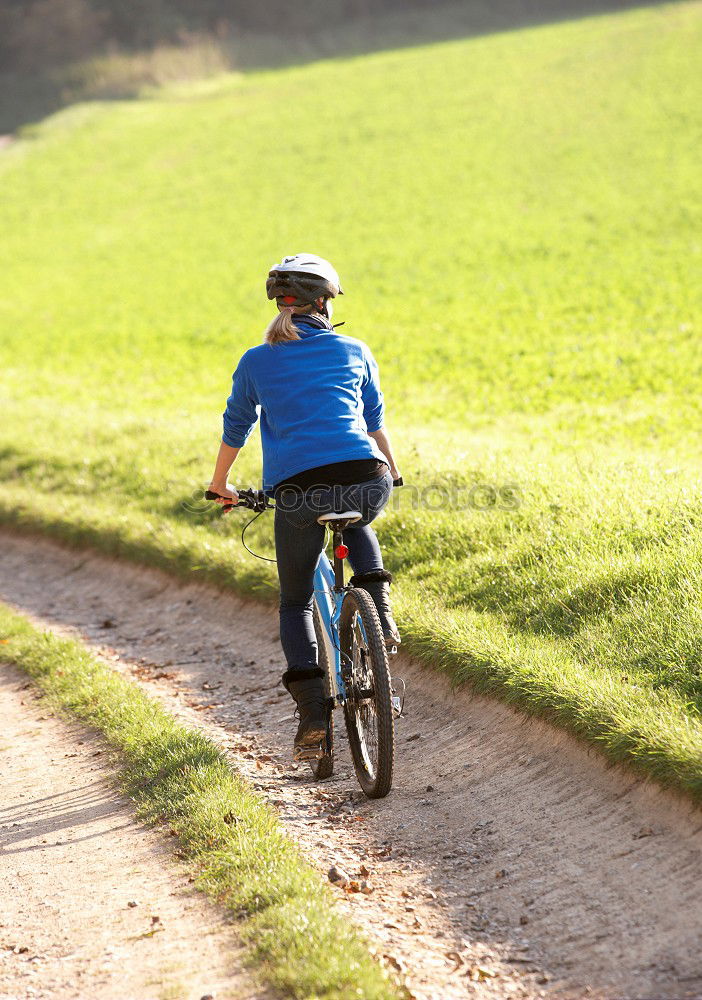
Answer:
[{"left": 391, "top": 676, "right": 406, "bottom": 718}]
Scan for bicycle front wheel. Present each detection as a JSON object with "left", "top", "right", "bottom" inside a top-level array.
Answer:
[{"left": 340, "top": 587, "right": 394, "bottom": 798}]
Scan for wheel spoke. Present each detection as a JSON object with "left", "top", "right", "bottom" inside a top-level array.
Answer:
[{"left": 350, "top": 610, "right": 379, "bottom": 777}]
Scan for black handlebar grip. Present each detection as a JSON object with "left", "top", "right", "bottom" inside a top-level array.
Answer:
[
  {"left": 204, "top": 489, "right": 235, "bottom": 508},
  {"left": 393, "top": 477, "right": 404, "bottom": 488}
]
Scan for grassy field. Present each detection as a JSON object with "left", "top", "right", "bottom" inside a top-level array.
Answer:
[
  {"left": 0, "top": 603, "right": 400, "bottom": 999},
  {"left": 2, "top": 2, "right": 702, "bottom": 795}
]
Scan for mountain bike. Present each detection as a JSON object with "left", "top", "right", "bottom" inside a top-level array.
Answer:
[{"left": 205, "top": 485, "right": 403, "bottom": 799}]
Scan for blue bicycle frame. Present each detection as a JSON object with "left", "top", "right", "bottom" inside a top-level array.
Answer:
[{"left": 313, "top": 551, "right": 347, "bottom": 702}]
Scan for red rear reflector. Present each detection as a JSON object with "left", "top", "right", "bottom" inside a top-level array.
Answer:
[{"left": 334, "top": 544, "right": 349, "bottom": 559}]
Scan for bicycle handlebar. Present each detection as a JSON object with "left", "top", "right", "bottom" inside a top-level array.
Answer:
[
  {"left": 204, "top": 488, "right": 272, "bottom": 512},
  {"left": 206, "top": 477, "right": 403, "bottom": 513}
]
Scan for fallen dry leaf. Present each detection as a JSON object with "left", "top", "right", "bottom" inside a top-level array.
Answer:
[
  {"left": 446, "top": 950, "right": 464, "bottom": 972},
  {"left": 468, "top": 965, "right": 497, "bottom": 982}
]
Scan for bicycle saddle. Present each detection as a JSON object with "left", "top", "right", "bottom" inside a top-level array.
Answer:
[{"left": 317, "top": 510, "right": 362, "bottom": 530}]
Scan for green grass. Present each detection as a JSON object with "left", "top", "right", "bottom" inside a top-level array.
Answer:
[
  {"left": 2, "top": 2, "right": 702, "bottom": 797},
  {"left": 0, "top": 602, "right": 400, "bottom": 1000}
]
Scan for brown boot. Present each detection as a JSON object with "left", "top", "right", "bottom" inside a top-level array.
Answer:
[{"left": 282, "top": 668, "right": 326, "bottom": 756}]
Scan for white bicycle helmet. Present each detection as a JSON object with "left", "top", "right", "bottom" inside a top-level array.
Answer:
[{"left": 266, "top": 253, "right": 343, "bottom": 317}]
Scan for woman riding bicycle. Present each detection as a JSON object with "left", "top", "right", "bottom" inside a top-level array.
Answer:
[{"left": 208, "top": 254, "right": 401, "bottom": 757}]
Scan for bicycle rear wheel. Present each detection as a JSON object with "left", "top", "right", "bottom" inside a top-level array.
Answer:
[
  {"left": 340, "top": 587, "right": 394, "bottom": 798},
  {"left": 311, "top": 601, "right": 334, "bottom": 780}
]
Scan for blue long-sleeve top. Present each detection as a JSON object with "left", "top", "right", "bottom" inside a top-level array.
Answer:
[{"left": 222, "top": 315, "right": 386, "bottom": 491}]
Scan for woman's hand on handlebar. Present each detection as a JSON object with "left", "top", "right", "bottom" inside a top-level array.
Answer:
[
  {"left": 206, "top": 482, "right": 239, "bottom": 512},
  {"left": 388, "top": 465, "right": 402, "bottom": 487}
]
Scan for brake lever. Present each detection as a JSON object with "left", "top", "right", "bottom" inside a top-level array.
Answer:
[{"left": 235, "top": 488, "right": 274, "bottom": 513}]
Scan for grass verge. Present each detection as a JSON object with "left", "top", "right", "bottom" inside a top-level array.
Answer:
[{"left": 0, "top": 601, "right": 401, "bottom": 1000}]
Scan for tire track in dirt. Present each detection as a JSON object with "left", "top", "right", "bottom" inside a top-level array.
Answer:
[
  {"left": 0, "top": 663, "right": 261, "bottom": 1000},
  {"left": 1, "top": 530, "right": 702, "bottom": 1000}
]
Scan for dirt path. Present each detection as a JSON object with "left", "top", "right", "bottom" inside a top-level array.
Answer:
[
  {"left": 1, "top": 531, "right": 702, "bottom": 1000},
  {"left": 0, "top": 662, "right": 260, "bottom": 1000}
]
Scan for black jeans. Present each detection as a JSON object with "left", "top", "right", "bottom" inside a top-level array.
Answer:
[{"left": 274, "top": 471, "right": 393, "bottom": 672}]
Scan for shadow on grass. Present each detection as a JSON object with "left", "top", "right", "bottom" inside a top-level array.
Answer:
[
  {"left": 452, "top": 546, "right": 663, "bottom": 637},
  {"left": 0, "top": 0, "right": 678, "bottom": 135}
]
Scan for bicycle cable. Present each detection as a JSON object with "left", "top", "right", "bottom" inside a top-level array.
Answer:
[{"left": 241, "top": 510, "right": 277, "bottom": 563}]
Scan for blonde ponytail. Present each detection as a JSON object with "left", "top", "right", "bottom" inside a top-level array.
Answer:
[{"left": 264, "top": 303, "right": 316, "bottom": 345}]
